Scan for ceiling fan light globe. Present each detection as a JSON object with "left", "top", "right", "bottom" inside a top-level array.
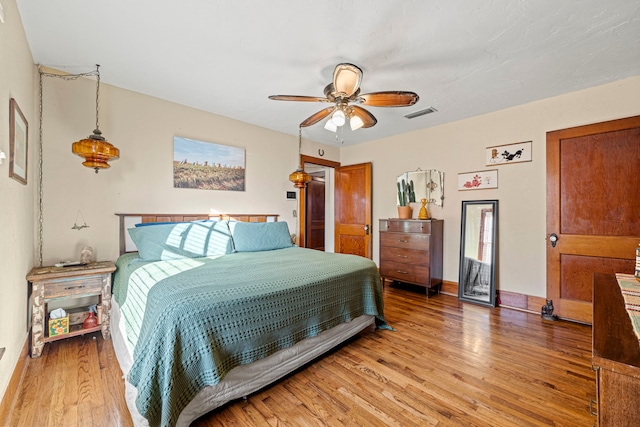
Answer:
[
  {"left": 324, "top": 120, "right": 338, "bottom": 132},
  {"left": 350, "top": 115, "right": 364, "bottom": 131},
  {"left": 331, "top": 110, "right": 346, "bottom": 126}
]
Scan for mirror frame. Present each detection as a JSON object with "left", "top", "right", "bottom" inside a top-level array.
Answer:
[{"left": 458, "top": 200, "right": 498, "bottom": 307}]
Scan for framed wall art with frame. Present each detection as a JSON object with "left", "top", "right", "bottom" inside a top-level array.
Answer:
[
  {"left": 457, "top": 170, "right": 498, "bottom": 191},
  {"left": 486, "top": 141, "right": 532, "bottom": 166},
  {"left": 173, "top": 136, "right": 246, "bottom": 191},
  {"left": 9, "top": 98, "right": 28, "bottom": 185}
]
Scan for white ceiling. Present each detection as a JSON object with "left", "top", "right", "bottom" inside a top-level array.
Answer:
[{"left": 16, "top": 0, "right": 640, "bottom": 146}]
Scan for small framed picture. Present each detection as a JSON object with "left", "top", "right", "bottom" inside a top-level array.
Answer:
[
  {"left": 486, "top": 141, "right": 532, "bottom": 166},
  {"left": 9, "top": 98, "right": 28, "bottom": 185},
  {"left": 458, "top": 170, "right": 498, "bottom": 191}
]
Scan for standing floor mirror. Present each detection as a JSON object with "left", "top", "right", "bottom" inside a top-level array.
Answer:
[{"left": 458, "top": 200, "right": 498, "bottom": 307}]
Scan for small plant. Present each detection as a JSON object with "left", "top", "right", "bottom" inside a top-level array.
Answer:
[
  {"left": 408, "top": 179, "right": 416, "bottom": 203},
  {"left": 397, "top": 179, "right": 409, "bottom": 206}
]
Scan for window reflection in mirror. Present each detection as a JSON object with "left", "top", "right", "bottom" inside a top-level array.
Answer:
[{"left": 458, "top": 200, "right": 498, "bottom": 307}]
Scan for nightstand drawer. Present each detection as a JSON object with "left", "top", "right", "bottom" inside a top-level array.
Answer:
[
  {"left": 43, "top": 276, "right": 103, "bottom": 299},
  {"left": 380, "top": 232, "right": 430, "bottom": 250}
]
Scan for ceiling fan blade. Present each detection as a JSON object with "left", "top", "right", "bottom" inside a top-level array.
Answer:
[
  {"left": 350, "top": 105, "right": 377, "bottom": 128},
  {"left": 268, "top": 95, "right": 330, "bottom": 103},
  {"left": 359, "top": 91, "right": 419, "bottom": 107},
  {"left": 333, "top": 63, "right": 363, "bottom": 98},
  {"left": 300, "top": 107, "right": 336, "bottom": 127}
]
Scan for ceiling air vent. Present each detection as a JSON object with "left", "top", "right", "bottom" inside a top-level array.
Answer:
[{"left": 405, "top": 107, "right": 437, "bottom": 119}]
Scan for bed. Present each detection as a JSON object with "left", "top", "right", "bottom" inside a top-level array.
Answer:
[{"left": 111, "top": 213, "right": 389, "bottom": 427}]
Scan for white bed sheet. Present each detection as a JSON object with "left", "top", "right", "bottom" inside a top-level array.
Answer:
[{"left": 111, "top": 299, "right": 374, "bottom": 426}]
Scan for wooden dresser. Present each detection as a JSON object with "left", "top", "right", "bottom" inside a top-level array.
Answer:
[
  {"left": 592, "top": 273, "right": 640, "bottom": 426},
  {"left": 379, "top": 219, "right": 443, "bottom": 291}
]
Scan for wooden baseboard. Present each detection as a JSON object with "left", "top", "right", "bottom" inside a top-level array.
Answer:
[
  {"left": 0, "top": 336, "right": 29, "bottom": 424},
  {"left": 439, "top": 281, "right": 546, "bottom": 315},
  {"left": 498, "top": 290, "right": 547, "bottom": 314},
  {"left": 440, "top": 280, "right": 458, "bottom": 296}
]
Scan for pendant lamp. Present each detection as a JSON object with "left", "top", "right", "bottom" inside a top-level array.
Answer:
[
  {"left": 71, "top": 65, "right": 119, "bottom": 173},
  {"left": 288, "top": 127, "right": 311, "bottom": 188}
]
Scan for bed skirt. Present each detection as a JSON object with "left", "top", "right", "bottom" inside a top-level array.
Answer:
[{"left": 111, "top": 299, "right": 375, "bottom": 426}]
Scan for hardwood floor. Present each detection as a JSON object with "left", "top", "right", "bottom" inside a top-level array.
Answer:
[{"left": 6, "top": 284, "right": 596, "bottom": 426}]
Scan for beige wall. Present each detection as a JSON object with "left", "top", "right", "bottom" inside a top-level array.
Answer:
[
  {"left": 341, "top": 75, "right": 640, "bottom": 297},
  {"left": 0, "top": 0, "right": 36, "bottom": 403},
  {"left": 39, "top": 76, "right": 338, "bottom": 266}
]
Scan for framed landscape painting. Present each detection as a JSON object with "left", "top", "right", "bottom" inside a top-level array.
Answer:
[{"left": 173, "top": 137, "right": 245, "bottom": 191}]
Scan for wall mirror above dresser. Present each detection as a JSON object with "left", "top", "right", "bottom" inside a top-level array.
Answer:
[
  {"left": 396, "top": 169, "right": 445, "bottom": 207},
  {"left": 458, "top": 200, "right": 498, "bottom": 307}
]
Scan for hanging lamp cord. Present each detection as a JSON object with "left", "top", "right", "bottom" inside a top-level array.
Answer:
[
  {"left": 95, "top": 64, "right": 101, "bottom": 131},
  {"left": 298, "top": 126, "right": 303, "bottom": 168},
  {"left": 37, "top": 65, "right": 101, "bottom": 266}
]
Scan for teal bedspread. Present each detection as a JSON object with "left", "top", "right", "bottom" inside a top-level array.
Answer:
[{"left": 113, "top": 247, "right": 386, "bottom": 427}]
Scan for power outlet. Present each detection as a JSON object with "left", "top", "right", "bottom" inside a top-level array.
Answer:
[{"left": 292, "top": 210, "right": 297, "bottom": 218}]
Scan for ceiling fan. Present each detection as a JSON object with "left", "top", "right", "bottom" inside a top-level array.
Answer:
[{"left": 269, "top": 63, "right": 419, "bottom": 132}]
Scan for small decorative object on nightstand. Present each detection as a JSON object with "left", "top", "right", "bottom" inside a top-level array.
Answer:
[
  {"left": 80, "top": 246, "right": 93, "bottom": 264},
  {"left": 26, "top": 261, "right": 116, "bottom": 358},
  {"left": 83, "top": 311, "right": 98, "bottom": 329}
]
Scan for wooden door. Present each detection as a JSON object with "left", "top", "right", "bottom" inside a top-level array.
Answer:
[
  {"left": 305, "top": 175, "right": 325, "bottom": 251},
  {"left": 546, "top": 115, "right": 640, "bottom": 323},
  {"left": 335, "top": 162, "right": 372, "bottom": 258}
]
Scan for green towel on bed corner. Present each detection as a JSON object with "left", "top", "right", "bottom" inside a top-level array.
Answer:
[{"left": 114, "top": 246, "right": 389, "bottom": 427}]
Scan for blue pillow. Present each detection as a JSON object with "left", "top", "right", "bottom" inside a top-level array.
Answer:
[
  {"left": 229, "top": 222, "right": 293, "bottom": 252},
  {"left": 128, "top": 221, "right": 233, "bottom": 261},
  {"left": 134, "top": 219, "right": 212, "bottom": 227},
  {"left": 134, "top": 221, "right": 181, "bottom": 227}
]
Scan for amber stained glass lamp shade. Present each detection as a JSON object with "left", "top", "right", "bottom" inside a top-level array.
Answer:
[
  {"left": 72, "top": 129, "right": 119, "bottom": 171},
  {"left": 71, "top": 65, "right": 119, "bottom": 173},
  {"left": 288, "top": 127, "right": 311, "bottom": 188},
  {"left": 289, "top": 167, "right": 311, "bottom": 188}
]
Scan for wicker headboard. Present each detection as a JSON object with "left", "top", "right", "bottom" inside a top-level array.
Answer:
[{"left": 115, "top": 213, "right": 279, "bottom": 255}]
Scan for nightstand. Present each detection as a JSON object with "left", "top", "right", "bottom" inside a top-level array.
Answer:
[{"left": 26, "top": 261, "right": 116, "bottom": 358}]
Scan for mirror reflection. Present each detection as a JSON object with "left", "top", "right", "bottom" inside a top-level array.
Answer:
[
  {"left": 458, "top": 200, "right": 498, "bottom": 307},
  {"left": 396, "top": 169, "right": 445, "bottom": 207}
]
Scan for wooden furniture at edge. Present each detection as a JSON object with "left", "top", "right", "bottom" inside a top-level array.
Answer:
[
  {"left": 379, "top": 218, "right": 443, "bottom": 292},
  {"left": 592, "top": 273, "right": 640, "bottom": 426},
  {"left": 27, "top": 261, "right": 116, "bottom": 358}
]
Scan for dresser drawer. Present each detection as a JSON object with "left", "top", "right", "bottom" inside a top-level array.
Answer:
[
  {"left": 380, "top": 246, "right": 428, "bottom": 265},
  {"left": 382, "top": 220, "right": 431, "bottom": 234},
  {"left": 380, "top": 261, "right": 430, "bottom": 286},
  {"left": 380, "top": 232, "right": 430, "bottom": 250},
  {"left": 43, "top": 275, "right": 104, "bottom": 300}
]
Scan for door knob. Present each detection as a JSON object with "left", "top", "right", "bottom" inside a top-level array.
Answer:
[
  {"left": 364, "top": 224, "right": 370, "bottom": 235},
  {"left": 549, "top": 233, "right": 558, "bottom": 248}
]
